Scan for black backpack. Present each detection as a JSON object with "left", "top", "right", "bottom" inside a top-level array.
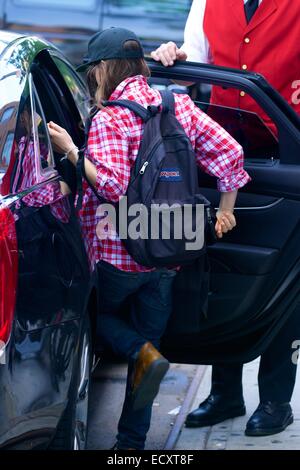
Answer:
[{"left": 77, "top": 90, "right": 215, "bottom": 268}]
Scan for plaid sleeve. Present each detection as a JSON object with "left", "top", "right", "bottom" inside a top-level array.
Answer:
[
  {"left": 87, "top": 115, "right": 131, "bottom": 203},
  {"left": 192, "top": 103, "right": 251, "bottom": 192}
]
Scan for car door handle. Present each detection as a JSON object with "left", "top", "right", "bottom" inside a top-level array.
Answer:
[
  {"left": 230, "top": 198, "right": 284, "bottom": 211},
  {"left": 245, "top": 159, "right": 277, "bottom": 167}
]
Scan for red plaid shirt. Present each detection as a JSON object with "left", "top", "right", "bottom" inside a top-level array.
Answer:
[{"left": 79, "top": 75, "right": 250, "bottom": 272}]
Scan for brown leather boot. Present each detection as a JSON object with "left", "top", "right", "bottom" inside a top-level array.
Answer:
[{"left": 131, "top": 342, "right": 169, "bottom": 411}]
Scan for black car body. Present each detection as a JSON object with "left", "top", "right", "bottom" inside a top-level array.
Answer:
[
  {"left": 1, "top": 31, "right": 300, "bottom": 450},
  {"left": 0, "top": 31, "right": 97, "bottom": 450},
  {"left": 0, "top": 0, "right": 192, "bottom": 65}
]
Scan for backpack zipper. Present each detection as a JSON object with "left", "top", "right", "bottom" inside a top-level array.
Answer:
[
  {"left": 139, "top": 161, "right": 149, "bottom": 174},
  {"left": 138, "top": 134, "right": 185, "bottom": 176}
]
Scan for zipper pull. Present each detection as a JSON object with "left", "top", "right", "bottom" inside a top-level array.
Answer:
[{"left": 139, "top": 161, "right": 149, "bottom": 175}]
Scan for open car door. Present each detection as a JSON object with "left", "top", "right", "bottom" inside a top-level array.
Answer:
[{"left": 147, "top": 61, "right": 300, "bottom": 365}]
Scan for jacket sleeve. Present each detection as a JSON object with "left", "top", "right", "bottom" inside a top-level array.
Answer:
[
  {"left": 192, "top": 102, "right": 251, "bottom": 192},
  {"left": 86, "top": 114, "right": 131, "bottom": 203}
]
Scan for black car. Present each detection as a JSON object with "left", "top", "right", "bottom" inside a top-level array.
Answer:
[
  {"left": 1, "top": 31, "right": 300, "bottom": 450},
  {"left": 0, "top": 31, "right": 97, "bottom": 450},
  {"left": 0, "top": 0, "right": 192, "bottom": 65}
]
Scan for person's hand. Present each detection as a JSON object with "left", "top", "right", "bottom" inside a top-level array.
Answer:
[
  {"left": 151, "top": 42, "right": 187, "bottom": 67},
  {"left": 215, "top": 210, "right": 236, "bottom": 239},
  {"left": 47, "top": 121, "right": 75, "bottom": 154}
]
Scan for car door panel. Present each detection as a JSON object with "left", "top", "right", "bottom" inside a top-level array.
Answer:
[
  {"left": 15, "top": 190, "right": 91, "bottom": 332},
  {"left": 201, "top": 187, "right": 281, "bottom": 208},
  {"left": 205, "top": 199, "right": 300, "bottom": 330},
  {"left": 0, "top": 314, "right": 78, "bottom": 449},
  {"left": 207, "top": 243, "right": 279, "bottom": 275}
]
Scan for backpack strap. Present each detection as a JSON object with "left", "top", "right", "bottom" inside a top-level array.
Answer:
[
  {"left": 159, "top": 89, "right": 175, "bottom": 115},
  {"left": 75, "top": 149, "right": 84, "bottom": 211},
  {"left": 102, "top": 99, "right": 159, "bottom": 122},
  {"left": 76, "top": 149, "right": 106, "bottom": 205},
  {"left": 76, "top": 106, "right": 100, "bottom": 211},
  {"left": 84, "top": 106, "right": 99, "bottom": 140},
  {"left": 75, "top": 98, "right": 161, "bottom": 210}
]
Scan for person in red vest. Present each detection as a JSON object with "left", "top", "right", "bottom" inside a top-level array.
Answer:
[
  {"left": 152, "top": 0, "right": 300, "bottom": 437},
  {"left": 152, "top": 0, "right": 300, "bottom": 134}
]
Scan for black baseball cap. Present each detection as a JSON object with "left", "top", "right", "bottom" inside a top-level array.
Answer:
[{"left": 76, "top": 27, "right": 144, "bottom": 72}]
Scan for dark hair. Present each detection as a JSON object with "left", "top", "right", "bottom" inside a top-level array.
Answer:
[{"left": 86, "top": 40, "right": 150, "bottom": 103}]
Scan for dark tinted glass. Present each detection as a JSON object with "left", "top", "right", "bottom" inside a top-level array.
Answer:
[
  {"left": 196, "top": 100, "right": 279, "bottom": 160},
  {"left": 52, "top": 57, "right": 90, "bottom": 124},
  {"left": 32, "top": 90, "right": 54, "bottom": 174}
]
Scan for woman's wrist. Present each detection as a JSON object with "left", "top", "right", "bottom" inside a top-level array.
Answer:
[
  {"left": 218, "top": 208, "right": 234, "bottom": 214},
  {"left": 66, "top": 146, "right": 79, "bottom": 165},
  {"left": 219, "top": 190, "right": 237, "bottom": 214}
]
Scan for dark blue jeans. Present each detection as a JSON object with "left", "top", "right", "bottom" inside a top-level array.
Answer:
[{"left": 97, "top": 261, "right": 177, "bottom": 450}]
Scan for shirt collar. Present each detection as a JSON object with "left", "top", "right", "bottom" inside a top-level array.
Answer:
[{"left": 108, "top": 75, "right": 148, "bottom": 101}]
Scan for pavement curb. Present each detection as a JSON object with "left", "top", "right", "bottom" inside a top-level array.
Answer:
[{"left": 164, "top": 365, "right": 207, "bottom": 450}]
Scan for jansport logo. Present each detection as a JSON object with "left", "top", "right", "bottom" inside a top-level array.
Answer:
[{"left": 159, "top": 168, "right": 182, "bottom": 182}]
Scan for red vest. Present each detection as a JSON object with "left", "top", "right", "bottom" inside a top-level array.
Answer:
[{"left": 203, "top": 0, "right": 300, "bottom": 134}]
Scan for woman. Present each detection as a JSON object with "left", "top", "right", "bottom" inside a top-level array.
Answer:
[{"left": 48, "top": 27, "right": 250, "bottom": 450}]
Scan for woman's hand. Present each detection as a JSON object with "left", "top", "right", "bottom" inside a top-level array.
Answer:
[
  {"left": 47, "top": 121, "right": 75, "bottom": 155},
  {"left": 215, "top": 210, "right": 236, "bottom": 239}
]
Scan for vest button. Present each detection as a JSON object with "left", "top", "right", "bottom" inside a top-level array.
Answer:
[
  {"left": 240, "top": 91, "right": 246, "bottom": 97},
  {"left": 244, "top": 37, "right": 250, "bottom": 43},
  {"left": 242, "top": 64, "right": 248, "bottom": 70}
]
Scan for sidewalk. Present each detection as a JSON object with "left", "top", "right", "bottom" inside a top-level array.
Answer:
[
  {"left": 175, "top": 359, "right": 300, "bottom": 450},
  {"left": 88, "top": 362, "right": 199, "bottom": 450}
]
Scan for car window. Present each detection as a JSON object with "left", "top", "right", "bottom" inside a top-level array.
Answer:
[
  {"left": 9, "top": 91, "right": 36, "bottom": 193},
  {"left": 31, "top": 86, "right": 56, "bottom": 178},
  {"left": 195, "top": 94, "right": 279, "bottom": 160},
  {"left": 0, "top": 100, "right": 18, "bottom": 186},
  {"left": 1, "top": 133, "right": 14, "bottom": 168},
  {"left": 8, "top": 80, "right": 55, "bottom": 193},
  {"left": 30, "top": 52, "right": 88, "bottom": 194},
  {"left": 149, "top": 78, "right": 279, "bottom": 160},
  {"left": 0, "top": 107, "right": 14, "bottom": 123},
  {"left": 13, "top": 0, "right": 97, "bottom": 11},
  {"left": 51, "top": 56, "right": 90, "bottom": 124}
]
